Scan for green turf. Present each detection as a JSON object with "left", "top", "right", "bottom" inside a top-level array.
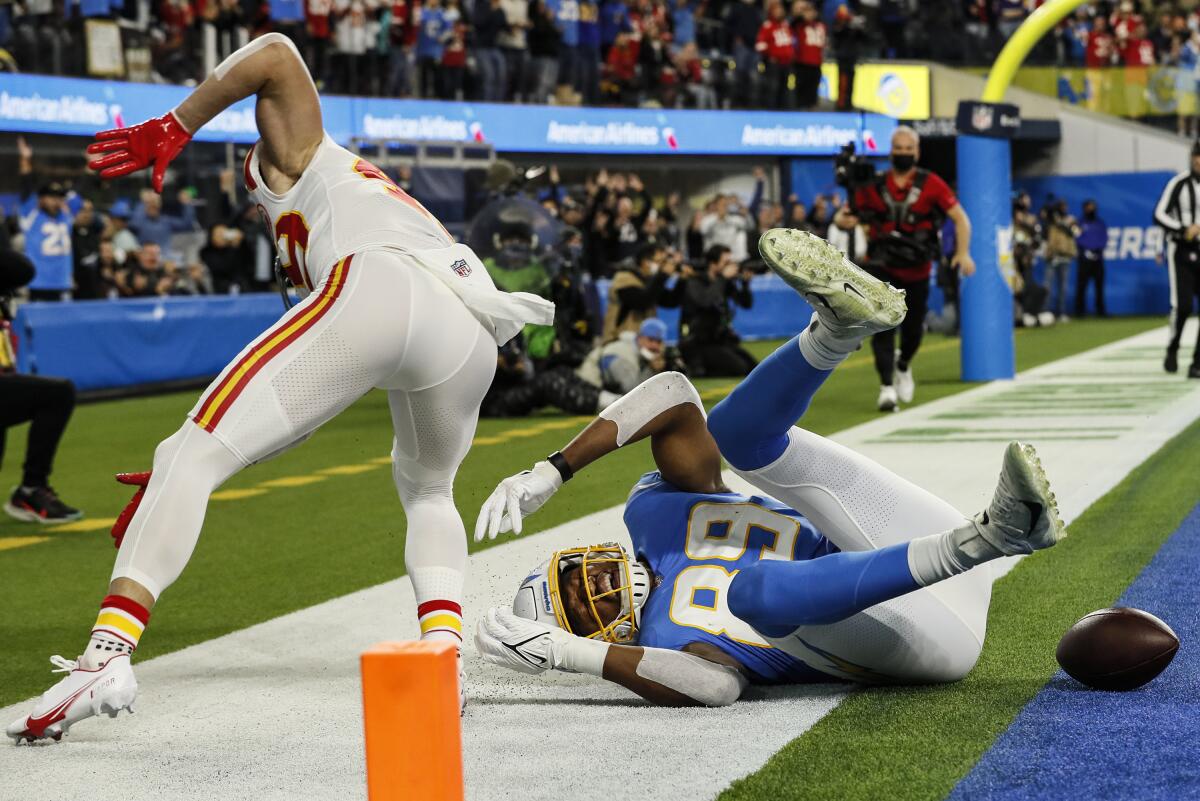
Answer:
[
  {"left": 0, "top": 317, "right": 1162, "bottom": 707},
  {"left": 719, "top": 395, "right": 1200, "bottom": 801}
]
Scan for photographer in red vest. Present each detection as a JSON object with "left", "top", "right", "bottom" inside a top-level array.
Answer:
[{"left": 833, "top": 126, "right": 975, "bottom": 412}]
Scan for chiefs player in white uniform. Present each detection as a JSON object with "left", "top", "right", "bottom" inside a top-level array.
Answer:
[{"left": 8, "top": 33, "right": 551, "bottom": 742}]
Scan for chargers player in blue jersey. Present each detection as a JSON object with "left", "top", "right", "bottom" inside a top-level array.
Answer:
[
  {"left": 17, "top": 137, "right": 75, "bottom": 301},
  {"left": 473, "top": 229, "right": 1065, "bottom": 706}
]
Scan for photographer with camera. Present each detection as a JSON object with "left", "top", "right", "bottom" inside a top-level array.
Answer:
[
  {"left": 1154, "top": 141, "right": 1200, "bottom": 377},
  {"left": 676, "top": 244, "right": 757, "bottom": 377},
  {"left": 833, "top": 126, "right": 975, "bottom": 412}
]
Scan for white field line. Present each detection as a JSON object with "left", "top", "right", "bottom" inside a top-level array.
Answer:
[{"left": 3, "top": 323, "right": 1198, "bottom": 801}]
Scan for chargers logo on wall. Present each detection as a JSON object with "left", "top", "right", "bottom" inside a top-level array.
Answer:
[
  {"left": 469, "top": 121, "right": 486, "bottom": 143},
  {"left": 662, "top": 127, "right": 679, "bottom": 149},
  {"left": 875, "top": 73, "right": 911, "bottom": 117}
]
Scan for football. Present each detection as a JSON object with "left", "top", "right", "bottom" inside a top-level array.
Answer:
[{"left": 1056, "top": 607, "right": 1180, "bottom": 691}]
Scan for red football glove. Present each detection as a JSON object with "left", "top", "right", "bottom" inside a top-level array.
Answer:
[
  {"left": 111, "top": 471, "right": 152, "bottom": 550},
  {"left": 86, "top": 112, "right": 193, "bottom": 194}
]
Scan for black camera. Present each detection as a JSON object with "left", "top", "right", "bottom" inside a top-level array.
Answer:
[
  {"left": 662, "top": 346, "right": 688, "bottom": 376},
  {"left": 834, "top": 143, "right": 878, "bottom": 192}
]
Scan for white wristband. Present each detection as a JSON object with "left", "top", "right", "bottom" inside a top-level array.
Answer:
[
  {"left": 530, "top": 460, "right": 564, "bottom": 491},
  {"left": 553, "top": 634, "right": 610, "bottom": 677}
]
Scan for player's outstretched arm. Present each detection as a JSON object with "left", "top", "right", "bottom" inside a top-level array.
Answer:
[
  {"left": 87, "top": 34, "right": 321, "bottom": 193},
  {"left": 476, "top": 608, "right": 747, "bottom": 707},
  {"left": 474, "top": 372, "right": 724, "bottom": 541}
]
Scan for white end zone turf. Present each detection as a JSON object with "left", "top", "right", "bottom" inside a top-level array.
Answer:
[{"left": 3, "top": 324, "right": 1199, "bottom": 801}]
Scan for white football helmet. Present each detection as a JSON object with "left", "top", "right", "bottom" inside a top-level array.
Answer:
[{"left": 512, "top": 543, "right": 651, "bottom": 644}]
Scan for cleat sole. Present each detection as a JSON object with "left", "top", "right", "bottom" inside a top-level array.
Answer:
[
  {"left": 1005, "top": 442, "right": 1066, "bottom": 548},
  {"left": 758, "top": 228, "right": 907, "bottom": 331}
]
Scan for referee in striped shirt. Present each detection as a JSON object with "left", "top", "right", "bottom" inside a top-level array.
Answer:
[{"left": 1153, "top": 140, "right": 1200, "bottom": 377}]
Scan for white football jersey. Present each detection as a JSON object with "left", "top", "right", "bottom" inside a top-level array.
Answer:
[{"left": 244, "top": 132, "right": 453, "bottom": 291}]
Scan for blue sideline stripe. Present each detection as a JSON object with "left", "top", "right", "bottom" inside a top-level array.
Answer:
[{"left": 947, "top": 503, "right": 1200, "bottom": 801}]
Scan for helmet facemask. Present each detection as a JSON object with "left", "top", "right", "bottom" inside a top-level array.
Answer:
[{"left": 515, "top": 543, "right": 651, "bottom": 644}]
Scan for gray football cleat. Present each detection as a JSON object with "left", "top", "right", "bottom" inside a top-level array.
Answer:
[
  {"left": 758, "top": 228, "right": 907, "bottom": 338},
  {"left": 970, "top": 442, "right": 1066, "bottom": 556}
]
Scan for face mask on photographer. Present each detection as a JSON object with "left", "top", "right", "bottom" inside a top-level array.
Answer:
[
  {"left": 891, "top": 154, "right": 916, "bottom": 173},
  {"left": 639, "top": 346, "right": 659, "bottom": 362}
]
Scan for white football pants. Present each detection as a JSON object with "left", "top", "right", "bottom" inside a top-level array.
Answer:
[
  {"left": 112, "top": 249, "right": 496, "bottom": 605},
  {"left": 735, "top": 428, "right": 992, "bottom": 684}
]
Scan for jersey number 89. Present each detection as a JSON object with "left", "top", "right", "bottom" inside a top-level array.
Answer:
[{"left": 669, "top": 503, "right": 800, "bottom": 647}]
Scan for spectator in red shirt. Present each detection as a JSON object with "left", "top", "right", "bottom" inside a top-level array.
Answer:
[
  {"left": 1085, "top": 14, "right": 1114, "bottom": 67},
  {"left": 1109, "top": 0, "right": 1143, "bottom": 44},
  {"left": 605, "top": 31, "right": 640, "bottom": 104},
  {"left": 1121, "top": 23, "right": 1156, "bottom": 66},
  {"left": 441, "top": 16, "right": 468, "bottom": 99},
  {"left": 306, "top": 0, "right": 334, "bottom": 87},
  {"left": 384, "top": 0, "right": 416, "bottom": 95},
  {"left": 1084, "top": 14, "right": 1116, "bottom": 113},
  {"left": 1121, "top": 22, "right": 1155, "bottom": 117},
  {"left": 755, "top": 0, "right": 794, "bottom": 109},
  {"left": 792, "top": 0, "right": 824, "bottom": 109}
]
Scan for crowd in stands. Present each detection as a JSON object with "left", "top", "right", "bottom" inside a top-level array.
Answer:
[{"left": 5, "top": 0, "right": 1200, "bottom": 111}]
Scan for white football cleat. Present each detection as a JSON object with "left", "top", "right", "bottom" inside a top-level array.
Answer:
[
  {"left": 969, "top": 442, "right": 1066, "bottom": 556},
  {"left": 7, "top": 652, "right": 137, "bottom": 744},
  {"left": 758, "top": 228, "right": 906, "bottom": 338},
  {"left": 877, "top": 384, "right": 899, "bottom": 413},
  {"left": 894, "top": 355, "right": 915, "bottom": 404}
]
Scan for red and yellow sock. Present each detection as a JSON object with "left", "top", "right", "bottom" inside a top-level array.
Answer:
[
  {"left": 417, "top": 600, "right": 463, "bottom": 643},
  {"left": 92, "top": 594, "right": 151, "bottom": 650}
]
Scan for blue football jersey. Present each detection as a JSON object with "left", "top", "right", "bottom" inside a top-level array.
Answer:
[
  {"left": 624, "top": 472, "right": 839, "bottom": 684},
  {"left": 20, "top": 203, "right": 73, "bottom": 291}
]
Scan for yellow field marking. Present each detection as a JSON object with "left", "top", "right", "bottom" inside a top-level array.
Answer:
[
  {"left": 211, "top": 488, "right": 269, "bottom": 501},
  {"left": 0, "top": 536, "right": 51, "bottom": 551},
  {"left": 319, "top": 464, "right": 381, "bottom": 476},
  {"left": 48, "top": 517, "right": 117, "bottom": 533},
  {"left": 472, "top": 436, "right": 508, "bottom": 445},
  {"left": 370, "top": 456, "right": 394, "bottom": 465},
  {"left": 258, "top": 475, "right": 327, "bottom": 488}
]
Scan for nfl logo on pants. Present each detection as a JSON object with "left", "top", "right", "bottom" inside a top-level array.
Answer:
[{"left": 451, "top": 259, "right": 472, "bottom": 278}]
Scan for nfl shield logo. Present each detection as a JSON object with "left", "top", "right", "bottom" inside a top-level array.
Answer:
[
  {"left": 451, "top": 259, "right": 472, "bottom": 278},
  {"left": 971, "top": 104, "right": 993, "bottom": 132}
]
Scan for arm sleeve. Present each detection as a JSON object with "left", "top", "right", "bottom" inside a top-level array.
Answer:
[
  {"left": 1154, "top": 174, "right": 1185, "bottom": 232},
  {"left": 632, "top": 647, "right": 748, "bottom": 707}
]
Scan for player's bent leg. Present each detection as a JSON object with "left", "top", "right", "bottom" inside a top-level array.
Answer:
[
  {"left": 8, "top": 422, "right": 241, "bottom": 744},
  {"left": 709, "top": 229, "right": 906, "bottom": 471},
  {"left": 707, "top": 336, "right": 833, "bottom": 471},
  {"left": 735, "top": 426, "right": 969, "bottom": 552},
  {"left": 381, "top": 263, "right": 497, "bottom": 707},
  {"left": 739, "top": 442, "right": 1065, "bottom": 684},
  {"left": 11, "top": 253, "right": 424, "bottom": 744},
  {"left": 768, "top": 586, "right": 986, "bottom": 684}
]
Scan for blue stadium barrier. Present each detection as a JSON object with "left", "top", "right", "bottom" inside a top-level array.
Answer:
[
  {"left": 14, "top": 277, "right": 814, "bottom": 392},
  {"left": 14, "top": 295, "right": 288, "bottom": 391}
]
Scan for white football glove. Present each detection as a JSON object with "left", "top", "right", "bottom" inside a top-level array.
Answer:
[
  {"left": 474, "top": 607, "right": 575, "bottom": 675},
  {"left": 473, "top": 461, "right": 562, "bottom": 541}
]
